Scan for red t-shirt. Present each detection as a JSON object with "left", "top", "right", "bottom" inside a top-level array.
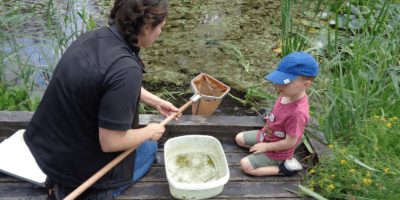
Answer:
[{"left": 257, "top": 94, "right": 309, "bottom": 160}]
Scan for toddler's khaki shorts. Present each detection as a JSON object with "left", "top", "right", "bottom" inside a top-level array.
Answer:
[{"left": 242, "top": 130, "right": 284, "bottom": 169}]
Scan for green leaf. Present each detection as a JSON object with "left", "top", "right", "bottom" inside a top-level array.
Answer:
[
  {"left": 347, "top": 155, "right": 381, "bottom": 172},
  {"left": 304, "top": 128, "right": 329, "bottom": 146},
  {"left": 228, "top": 93, "right": 247, "bottom": 105},
  {"left": 89, "top": 19, "right": 97, "bottom": 30},
  {"left": 5, "top": 11, "right": 18, "bottom": 17},
  {"left": 19, "top": 104, "right": 30, "bottom": 111},
  {"left": 298, "top": 185, "right": 328, "bottom": 200},
  {"left": 303, "top": 137, "right": 314, "bottom": 153}
]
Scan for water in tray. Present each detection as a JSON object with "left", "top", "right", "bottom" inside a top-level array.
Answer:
[{"left": 167, "top": 152, "right": 217, "bottom": 184}]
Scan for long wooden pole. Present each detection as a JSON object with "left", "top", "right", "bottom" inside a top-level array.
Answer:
[{"left": 64, "top": 100, "right": 194, "bottom": 200}]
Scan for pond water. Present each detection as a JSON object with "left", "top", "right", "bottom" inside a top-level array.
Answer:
[{"left": 1, "top": 0, "right": 304, "bottom": 116}]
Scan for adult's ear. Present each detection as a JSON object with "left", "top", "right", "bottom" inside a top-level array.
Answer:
[{"left": 141, "top": 24, "right": 150, "bottom": 35}]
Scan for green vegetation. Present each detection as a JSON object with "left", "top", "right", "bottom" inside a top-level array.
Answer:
[
  {"left": 301, "top": 116, "right": 399, "bottom": 199},
  {"left": 1, "top": 0, "right": 95, "bottom": 112},
  {"left": 270, "top": 0, "right": 400, "bottom": 199}
]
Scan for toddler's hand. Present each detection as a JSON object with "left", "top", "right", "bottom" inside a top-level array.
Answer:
[
  {"left": 263, "top": 115, "right": 269, "bottom": 121},
  {"left": 250, "top": 143, "right": 268, "bottom": 155}
]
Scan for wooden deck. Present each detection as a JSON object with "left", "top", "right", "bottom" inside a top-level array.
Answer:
[{"left": 0, "top": 112, "right": 327, "bottom": 200}]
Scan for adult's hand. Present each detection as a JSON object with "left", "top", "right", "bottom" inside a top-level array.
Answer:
[
  {"left": 156, "top": 101, "right": 182, "bottom": 121},
  {"left": 147, "top": 123, "right": 166, "bottom": 141}
]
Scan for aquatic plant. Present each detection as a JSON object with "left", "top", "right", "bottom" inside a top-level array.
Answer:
[
  {"left": 206, "top": 40, "right": 251, "bottom": 74},
  {"left": 0, "top": 0, "right": 103, "bottom": 111}
]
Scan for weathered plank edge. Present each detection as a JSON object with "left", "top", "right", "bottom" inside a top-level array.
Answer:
[
  {"left": 307, "top": 117, "right": 335, "bottom": 165},
  {"left": 0, "top": 111, "right": 333, "bottom": 164}
]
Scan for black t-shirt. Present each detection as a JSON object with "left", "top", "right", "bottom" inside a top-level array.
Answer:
[{"left": 24, "top": 25, "right": 146, "bottom": 189}]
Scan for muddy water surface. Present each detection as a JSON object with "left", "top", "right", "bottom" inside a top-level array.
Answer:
[{"left": 2, "top": 0, "right": 298, "bottom": 115}]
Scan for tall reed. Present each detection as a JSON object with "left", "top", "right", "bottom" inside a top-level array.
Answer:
[{"left": 0, "top": 0, "right": 98, "bottom": 111}]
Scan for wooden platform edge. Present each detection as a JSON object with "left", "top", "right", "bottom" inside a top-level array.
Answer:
[
  {"left": 0, "top": 111, "right": 333, "bottom": 163},
  {"left": 306, "top": 117, "right": 335, "bottom": 165}
]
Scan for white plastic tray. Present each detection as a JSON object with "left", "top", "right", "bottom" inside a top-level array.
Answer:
[{"left": 0, "top": 129, "right": 47, "bottom": 187}]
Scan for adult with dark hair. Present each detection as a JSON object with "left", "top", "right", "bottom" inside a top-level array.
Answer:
[{"left": 23, "top": 0, "right": 177, "bottom": 199}]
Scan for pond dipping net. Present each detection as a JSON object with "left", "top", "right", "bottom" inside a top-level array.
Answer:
[{"left": 191, "top": 73, "right": 230, "bottom": 116}]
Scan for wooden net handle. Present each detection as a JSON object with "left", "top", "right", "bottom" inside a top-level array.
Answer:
[{"left": 64, "top": 100, "right": 194, "bottom": 200}]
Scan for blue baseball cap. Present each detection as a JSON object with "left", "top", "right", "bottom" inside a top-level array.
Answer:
[{"left": 265, "top": 52, "right": 319, "bottom": 84}]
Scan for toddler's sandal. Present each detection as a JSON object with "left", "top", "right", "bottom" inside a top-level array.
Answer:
[{"left": 284, "top": 157, "right": 303, "bottom": 171}]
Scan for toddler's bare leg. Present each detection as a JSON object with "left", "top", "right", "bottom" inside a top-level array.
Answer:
[
  {"left": 240, "top": 157, "right": 282, "bottom": 176},
  {"left": 235, "top": 132, "right": 252, "bottom": 149}
]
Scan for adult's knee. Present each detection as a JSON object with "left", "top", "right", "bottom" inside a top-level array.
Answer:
[{"left": 148, "top": 140, "right": 157, "bottom": 155}]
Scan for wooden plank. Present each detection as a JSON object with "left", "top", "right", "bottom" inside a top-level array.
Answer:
[
  {"left": 0, "top": 113, "right": 265, "bottom": 138},
  {"left": 0, "top": 182, "right": 47, "bottom": 199},
  {"left": 0, "top": 136, "right": 6, "bottom": 143},
  {"left": 139, "top": 166, "right": 302, "bottom": 182},
  {"left": 0, "top": 164, "right": 303, "bottom": 184},
  {"left": 305, "top": 117, "right": 335, "bottom": 165},
  {"left": 114, "top": 181, "right": 302, "bottom": 199}
]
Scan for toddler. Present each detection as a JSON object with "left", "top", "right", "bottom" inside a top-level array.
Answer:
[{"left": 235, "top": 52, "right": 318, "bottom": 176}]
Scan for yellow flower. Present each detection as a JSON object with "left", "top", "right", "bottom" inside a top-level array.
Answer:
[
  {"left": 331, "top": 175, "right": 335, "bottom": 178},
  {"left": 310, "top": 169, "right": 315, "bottom": 173},
  {"left": 375, "top": 116, "right": 380, "bottom": 119},
  {"left": 328, "top": 184, "right": 334, "bottom": 189},
  {"left": 363, "top": 178, "right": 372, "bottom": 185},
  {"left": 352, "top": 184, "right": 354, "bottom": 186},
  {"left": 319, "top": 159, "right": 321, "bottom": 162},
  {"left": 375, "top": 146, "right": 379, "bottom": 150},
  {"left": 390, "top": 118, "right": 394, "bottom": 121},
  {"left": 311, "top": 181, "right": 315, "bottom": 184},
  {"left": 350, "top": 169, "right": 355, "bottom": 172},
  {"left": 387, "top": 123, "right": 392, "bottom": 128},
  {"left": 393, "top": 117, "right": 397, "bottom": 120},
  {"left": 273, "top": 46, "right": 282, "bottom": 53},
  {"left": 342, "top": 149, "right": 346, "bottom": 153},
  {"left": 385, "top": 168, "right": 389, "bottom": 173},
  {"left": 309, "top": 28, "right": 317, "bottom": 33},
  {"left": 329, "top": 144, "right": 333, "bottom": 148},
  {"left": 309, "top": 188, "right": 314, "bottom": 191},
  {"left": 341, "top": 160, "right": 347, "bottom": 164},
  {"left": 367, "top": 171, "right": 370, "bottom": 176},
  {"left": 350, "top": 136, "right": 353, "bottom": 138}
]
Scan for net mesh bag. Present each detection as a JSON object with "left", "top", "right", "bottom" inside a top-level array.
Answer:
[{"left": 191, "top": 73, "right": 229, "bottom": 116}]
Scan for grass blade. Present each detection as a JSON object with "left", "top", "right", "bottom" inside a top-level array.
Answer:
[
  {"left": 347, "top": 155, "right": 381, "bottom": 172},
  {"left": 298, "top": 185, "right": 328, "bottom": 200}
]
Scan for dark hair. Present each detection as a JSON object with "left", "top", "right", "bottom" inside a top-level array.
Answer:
[{"left": 108, "top": 0, "right": 169, "bottom": 69}]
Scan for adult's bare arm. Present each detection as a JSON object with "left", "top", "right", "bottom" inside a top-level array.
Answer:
[{"left": 99, "top": 123, "right": 165, "bottom": 152}]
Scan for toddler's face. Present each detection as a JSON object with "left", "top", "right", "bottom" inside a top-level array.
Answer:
[{"left": 276, "top": 76, "right": 309, "bottom": 98}]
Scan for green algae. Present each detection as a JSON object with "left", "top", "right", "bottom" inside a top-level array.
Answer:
[
  {"left": 140, "top": 0, "right": 283, "bottom": 93},
  {"left": 176, "top": 155, "right": 192, "bottom": 168}
]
